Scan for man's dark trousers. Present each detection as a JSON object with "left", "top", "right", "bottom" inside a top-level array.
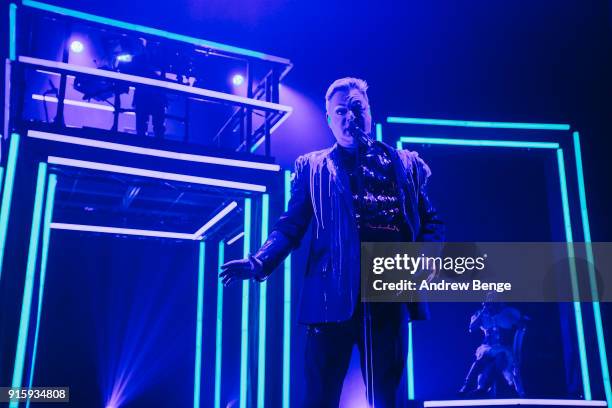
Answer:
[{"left": 303, "top": 303, "right": 407, "bottom": 408}]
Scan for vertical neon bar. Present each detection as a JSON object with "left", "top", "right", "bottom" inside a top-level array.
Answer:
[
  {"left": 573, "top": 132, "right": 611, "bottom": 404},
  {"left": 240, "top": 198, "right": 252, "bottom": 408},
  {"left": 282, "top": 170, "right": 291, "bottom": 408},
  {"left": 0, "top": 168, "right": 4, "bottom": 195},
  {"left": 194, "top": 241, "right": 205, "bottom": 408},
  {"left": 0, "top": 133, "right": 20, "bottom": 281},
  {"left": 214, "top": 241, "right": 224, "bottom": 408},
  {"left": 407, "top": 322, "right": 414, "bottom": 399},
  {"left": 9, "top": 4, "right": 17, "bottom": 61},
  {"left": 375, "top": 123, "right": 382, "bottom": 142},
  {"left": 557, "top": 148, "right": 591, "bottom": 400},
  {"left": 398, "top": 139, "right": 415, "bottom": 400},
  {"left": 25, "top": 174, "right": 56, "bottom": 408},
  {"left": 4, "top": 60, "right": 12, "bottom": 139},
  {"left": 257, "top": 194, "right": 269, "bottom": 407},
  {"left": 10, "top": 163, "right": 47, "bottom": 406}
]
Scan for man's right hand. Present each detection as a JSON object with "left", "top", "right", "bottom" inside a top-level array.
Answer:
[{"left": 219, "top": 255, "right": 264, "bottom": 287}]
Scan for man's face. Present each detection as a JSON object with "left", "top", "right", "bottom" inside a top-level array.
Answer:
[{"left": 326, "top": 88, "right": 372, "bottom": 148}]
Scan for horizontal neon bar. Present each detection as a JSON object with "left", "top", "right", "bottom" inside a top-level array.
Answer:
[
  {"left": 32, "top": 94, "right": 132, "bottom": 114},
  {"left": 227, "top": 231, "right": 244, "bottom": 245},
  {"left": 424, "top": 399, "right": 607, "bottom": 407},
  {"left": 194, "top": 201, "right": 238, "bottom": 238},
  {"left": 47, "top": 156, "right": 267, "bottom": 192},
  {"left": 50, "top": 222, "right": 196, "bottom": 239},
  {"left": 28, "top": 130, "right": 280, "bottom": 171},
  {"left": 22, "top": 0, "right": 291, "bottom": 65},
  {"left": 399, "top": 136, "right": 559, "bottom": 149},
  {"left": 19, "top": 56, "right": 293, "bottom": 114},
  {"left": 388, "top": 116, "right": 570, "bottom": 131},
  {"left": 52, "top": 200, "right": 237, "bottom": 240}
]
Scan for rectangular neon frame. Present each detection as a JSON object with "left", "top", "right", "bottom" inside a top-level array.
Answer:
[
  {"left": 47, "top": 156, "right": 267, "bottom": 192},
  {"left": 388, "top": 116, "right": 570, "bottom": 131},
  {"left": 12, "top": 165, "right": 268, "bottom": 408},
  {"left": 257, "top": 194, "right": 269, "bottom": 407},
  {"left": 19, "top": 57, "right": 292, "bottom": 114},
  {"left": 240, "top": 198, "right": 252, "bottom": 408},
  {"left": 22, "top": 0, "right": 291, "bottom": 65},
  {"left": 10, "top": 163, "right": 47, "bottom": 404},
  {"left": 397, "top": 138, "right": 591, "bottom": 400},
  {"left": 28, "top": 130, "right": 281, "bottom": 172}
]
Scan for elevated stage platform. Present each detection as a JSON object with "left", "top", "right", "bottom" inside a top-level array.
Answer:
[{"left": 422, "top": 399, "right": 608, "bottom": 407}]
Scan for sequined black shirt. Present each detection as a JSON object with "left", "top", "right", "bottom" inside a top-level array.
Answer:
[{"left": 337, "top": 144, "right": 410, "bottom": 242}]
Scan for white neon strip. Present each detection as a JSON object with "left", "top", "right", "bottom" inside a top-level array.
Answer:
[
  {"left": 32, "top": 94, "right": 134, "bottom": 114},
  {"left": 424, "top": 399, "right": 607, "bottom": 407},
  {"left": 50, "top": 222, "right": 195, "bottom": 240},
  {"left": 226, "top": 231, "right": 244, "bottom": 245},
  {"left": 194, "top": 201, "right": 238, "bottom": 238},
  {"left": 47, "top": 156, "right": 267, "bottom": 192},
  {"left": 20, "top": 56, "right": 293, "bottom": 113},
  {"left": 28, "top": 130, "right": 280, "bottom": 171}
]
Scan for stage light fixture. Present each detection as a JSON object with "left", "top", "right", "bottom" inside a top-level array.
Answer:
[
  {"left": 232, "top": 74, "right": 244, "bottom": 86},
  {"left": 116, "top": 53, "right": 132, "bottom": 63},
  {"left": 70, "top": 40, "right": 84, "bottom": 53}
]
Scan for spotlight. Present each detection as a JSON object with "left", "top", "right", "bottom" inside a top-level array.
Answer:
[
  {"left": 116, "top": 53, "right": 133, "bottom": 63},
  {"left": 70, "top": 40, "right": 84, "bottom": 53},
  {"left": 232, "top": 74, "right": 244, "bottom": 86}
]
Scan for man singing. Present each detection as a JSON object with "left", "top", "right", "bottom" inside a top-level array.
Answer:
[{"left": 220, "top": 77, "right": 444, "bottom": 407}]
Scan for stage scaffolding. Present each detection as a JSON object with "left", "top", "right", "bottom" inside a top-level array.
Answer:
[{"left": 1, "top": 2, "right": 293, "bottom": 407}]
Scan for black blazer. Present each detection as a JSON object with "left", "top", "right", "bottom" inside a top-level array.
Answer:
[{"left": 260, "top": 142, "right": 444, "bottom": 324}]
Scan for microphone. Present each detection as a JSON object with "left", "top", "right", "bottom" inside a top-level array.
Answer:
[{"left": 347, "top": 96, "right": 373, "bottom": 147}]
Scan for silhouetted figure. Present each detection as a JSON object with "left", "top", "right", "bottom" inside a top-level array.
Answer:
[{"left": 460, "top": 302, "right": 527, "bottom": 397}]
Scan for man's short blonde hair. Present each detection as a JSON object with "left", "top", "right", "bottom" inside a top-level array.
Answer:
[{"left": 325, "top": 77, "right": 369, "bottom": 111}]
